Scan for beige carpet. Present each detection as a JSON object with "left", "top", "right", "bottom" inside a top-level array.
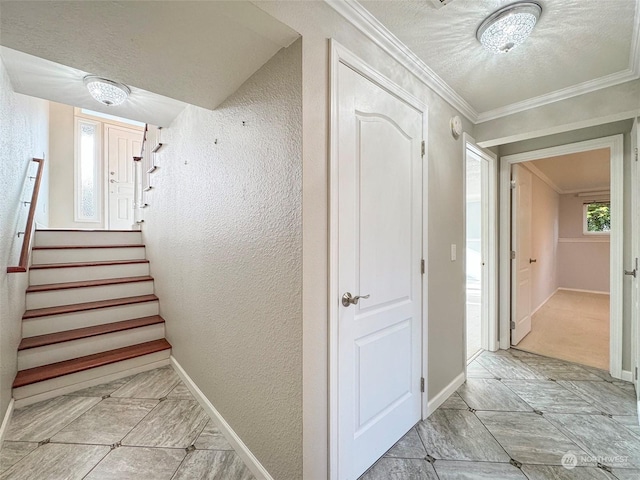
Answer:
[{"left": 514, "top": 289, "right": 609, "bottom": 370}]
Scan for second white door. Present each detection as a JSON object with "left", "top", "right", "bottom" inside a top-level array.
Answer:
[
  {"left": 337, "top": 62, "right": 424, "bottom": 479},
  {"left": 106, "top": 125, "right": 142, "bottom": 230}
]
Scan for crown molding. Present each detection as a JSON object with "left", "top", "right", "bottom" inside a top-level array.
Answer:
[
  {"left": 476, "top": 68, "right": 640, "bottom": 123},
  {"left": 324, "top": 0, "right": 478, "bottom": 122},
  {"left": 326, "top": 0, "right": 640, "bottom": 125}
]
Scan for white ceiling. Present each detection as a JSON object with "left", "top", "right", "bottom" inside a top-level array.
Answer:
[
  {"left": 353, "top": 0, "right": 640, "bottom": 121},
  {"left": 527, "top": 148, "right": 610, "bottom": 193},
  {"left": 0, "top": 47, "right": 187, "bottom": 127},
  {"left": 0, "top": 1, "right": 299, "bottom": 123}
]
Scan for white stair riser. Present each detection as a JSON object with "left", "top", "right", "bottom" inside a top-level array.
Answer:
[
  {"left": 30, "top": 263, "right": 150, "bottom": 285},
  {"left": 32, "top": 247, "right": 146, "bottom": 264},
  {"left": 26, "top": 281, "right": 154, "bottom": 309},
  {"left": 23, "top": 301, "right": 159, "bottom": 337},
  {"left": 18, "top": 324, "right": 165, "bottom": 370},
  {"left": 13, "top": 353, "right": 171, "bottom": 405},
  {"left": 35, "top": 230, "right": 142, "bottom": 247}
]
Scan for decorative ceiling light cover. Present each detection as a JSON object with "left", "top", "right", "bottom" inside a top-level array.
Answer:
[
  {"left": 83, "top": 75, "right": 131, "bottom": 106},
  {"left": 477, "top": 2, "right": 542, "bottom": 54}
]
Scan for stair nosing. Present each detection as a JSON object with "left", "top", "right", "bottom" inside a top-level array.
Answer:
[
  {"left": 26, "top": 275, "right": 154, "bottom": 293},
  {"left": 32, "top": 244, "right": 145, "bottom": 250},
  {"left": 18, "top": 315, "right": 165, "bottom": 350},
  {"left": 30, "top": 259, "right": 150, "bottom": 270},
  {"left": 13, "top": 339, "right": 171, "bottom": 388},
  {"left": 23, "top": 294, "right": 159, "bottom": 319}
]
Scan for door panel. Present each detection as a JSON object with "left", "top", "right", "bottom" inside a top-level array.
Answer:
[
  {"left": 511, "top": 164, "right": 532, "bottom": 345},
  {"left": 337, "top": 63, "right": 423, "bottom": 479},
  {"left": 107, "top": 126, "right": 142, "bottom": 230}
]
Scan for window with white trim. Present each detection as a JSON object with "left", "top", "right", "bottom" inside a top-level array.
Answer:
[
  {"left": 75, "top": 118, "right": 101, "bottom": 222},
  {"left": 583, "top": 201, "right": 610, "bottom": 235}
]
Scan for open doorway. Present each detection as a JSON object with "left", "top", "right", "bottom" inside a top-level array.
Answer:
[
  {"left": 500, "top": 135, "right": 624, "bottom": 376},
  {"left": 511, "top": 152, "right": 611, "bottom": 369},
  {"left": 464, "top": 137, "right": 498, "bottom": 362}
]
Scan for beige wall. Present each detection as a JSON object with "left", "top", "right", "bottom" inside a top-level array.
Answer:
[
  {"left": 0, "top": 58, "right": 49, "bottom": 418},
  {"left": 557, "top": 193, "right": 610, "bottom": 293},
  {"left": 141, "top": 41, "right": 303, "bottom": 480},
  {"left": 529, "top": 171, "right": 559, "bottom": 311}
]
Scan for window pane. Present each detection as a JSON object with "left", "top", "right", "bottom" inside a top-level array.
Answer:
[
  {"left": 79, "top": 123, "right": 97, "bottom": 220},
  {"left": 586, "top": 202, "right": 610, "bottom": 232}
]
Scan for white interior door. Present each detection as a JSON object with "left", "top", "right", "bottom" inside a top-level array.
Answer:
[
  {"left": 511, "top": 164, "right": 533, "bottom": 345},
  {"left": 106, "top": 125, "right": 141, "bottom": 229},
  {"left": 337, "top": 63, "right": 423, "bottom": 479}
]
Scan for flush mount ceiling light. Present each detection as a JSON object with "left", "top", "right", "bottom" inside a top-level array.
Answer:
[
  {"left": 476, "top": 2, "right": 542, "bottom": 54},
  {"left": 83, "top": 75, "right": 131, "bottom": 106}
]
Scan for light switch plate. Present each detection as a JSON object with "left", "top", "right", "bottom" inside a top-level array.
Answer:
[{"left": 451, "top": 244, "right": 457, "bottom": 261}]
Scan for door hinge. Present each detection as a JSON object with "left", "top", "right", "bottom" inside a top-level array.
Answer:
[
  {"left": 635, "top": 367, "right": 638, "bottom": 381},
  {"left": 421, "top": 141, "right": 425, "bottom": 157},
  {"left": 510, "top": 321, "right": 516, "bottom": 329},
  {"left": 510, "top": 251, "right": 516, "bottom": 260},
  {"left": 421, "top": 259, "right": 425, "bottom": 274},
  {"left": 510, "top": 180, "right": 516, "bottom": 189},
  {"left": 635, "top": 147, "right": 638, "bottom": 162},
  {"left": 420, "top": 377, "right": 425, "bottom": 392}
]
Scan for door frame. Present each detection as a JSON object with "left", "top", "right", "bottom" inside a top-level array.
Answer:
[
  {"left": 328, "top": 39, "right": 429, "bottom": 480},
  {"left": 463, "top": 134, "right": 499, "bottom": 364},
  {"left": 499, "top": 135, "right": 624, "bottom": 378},
  {"left": 631, "top": 118, "right": 639, "bottom": 402}
]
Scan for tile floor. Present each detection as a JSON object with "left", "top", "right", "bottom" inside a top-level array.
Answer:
[
  {"left": 0, "top": 366, "right": 255, "bottom": 480},
  {"left": 1, "top": 351, "right": 638, "bottom": 479},
  {"left": 361, "top": 349, "right": 640, "bottom": 480}
]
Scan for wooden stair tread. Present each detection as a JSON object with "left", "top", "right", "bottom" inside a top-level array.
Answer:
[
  {"left": 13, "top": 339, "right": 171, "bottom": 388},
  {"left": 30, "top": 259, "right": 150, "bottom": 270},
  {"left": 23, "top": 294, "right": 159, "bottom": 319},
  {"left": 36, "top": 229, "right": 139, "bottom": 233},
  {"left": 27, "top": 275, "right": 153, "bottom": 293},
  {"left": 19, "top": 316, "right": 165, "bottom": 350},
  {"left": 32, "top": 244, "right": 144, "bottom": 250}
]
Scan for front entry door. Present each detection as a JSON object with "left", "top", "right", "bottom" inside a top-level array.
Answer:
[
  {"left": 106, "top": 125, "right": 142, "bottom": 229},
  {"left": 337, "top": 62, "right": 424, "bottom": 479},
  {"left": 511, "top": 164, "right": 533, "bottom": 344}
]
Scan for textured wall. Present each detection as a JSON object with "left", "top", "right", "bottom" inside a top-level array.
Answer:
[
  {"left": 0, "top": 58, "right": 49, "bottom": 418},
  {"left": 530, "top": 173, "right": 559, "bottom": 310},
  {"left": 558, "top": 193, "right": 610, "bottom": 293},
  {"left": 141, "top": 41, "right": 302, "bottom": 479}
]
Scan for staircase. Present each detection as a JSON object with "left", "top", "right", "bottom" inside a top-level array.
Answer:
[{"left": 13, "top": 229, "right": 171, "bottom": 406}]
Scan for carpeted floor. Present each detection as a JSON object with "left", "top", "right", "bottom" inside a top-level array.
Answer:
[{"left": 514, "top": 289, "right": 609, "bottom": 370}]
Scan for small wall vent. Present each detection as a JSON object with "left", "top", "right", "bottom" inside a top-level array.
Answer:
[{"left": 430, "top": 0, "right": 455, "bottom": 8}]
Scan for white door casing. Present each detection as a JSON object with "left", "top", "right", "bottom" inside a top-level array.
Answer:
[
  {"left": 511, "top": 164, "right": 533, "bottom": 345},
  {"left": 331, "top": 42, "right": 427, "bottom": 480},
  {"left": 106, "top": 125, "right": 142, "bottom": 230},
  {"left": 631, "top": 118, "right": 639, "bottom": 405}
]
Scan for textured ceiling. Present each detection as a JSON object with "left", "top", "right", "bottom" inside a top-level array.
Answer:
[
  {"left": 0, "top": 1, "right": 299, "bottom": 111},
  {"left": 528, "top": 148, "right": 610, "bottom": 193},
  {"left": 0, "top": 47, "right": 187, "bottom": 127},
  {"left": 360, "top": 0, "right": 638, "bottom": 117}
]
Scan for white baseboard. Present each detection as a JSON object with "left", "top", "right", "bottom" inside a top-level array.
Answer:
[
  {"left": 0, "top": 399, "right": 15, "bottom": 447},
  {"left": 557, "top": 287, "right": 609, "bottom": 295},
  {"left": 621, "top": 370, "right": 634, "bottom": 382},
  {"left": 532, "top": 288, "right": 559, "bottom": 316},
  {"left": 426, "top": 372, "right": 465, "bottom": 417},
  {"left": 170, "top": 356, "right": 273, "bottom": 480}
]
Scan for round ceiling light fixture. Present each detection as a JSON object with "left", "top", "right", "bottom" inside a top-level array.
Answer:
[
  {"left": 83, "top": 75, "right": 131, "bottom": 106},
  {"left": 476, "top": 2, "right": 542, "bottom": 54}
]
